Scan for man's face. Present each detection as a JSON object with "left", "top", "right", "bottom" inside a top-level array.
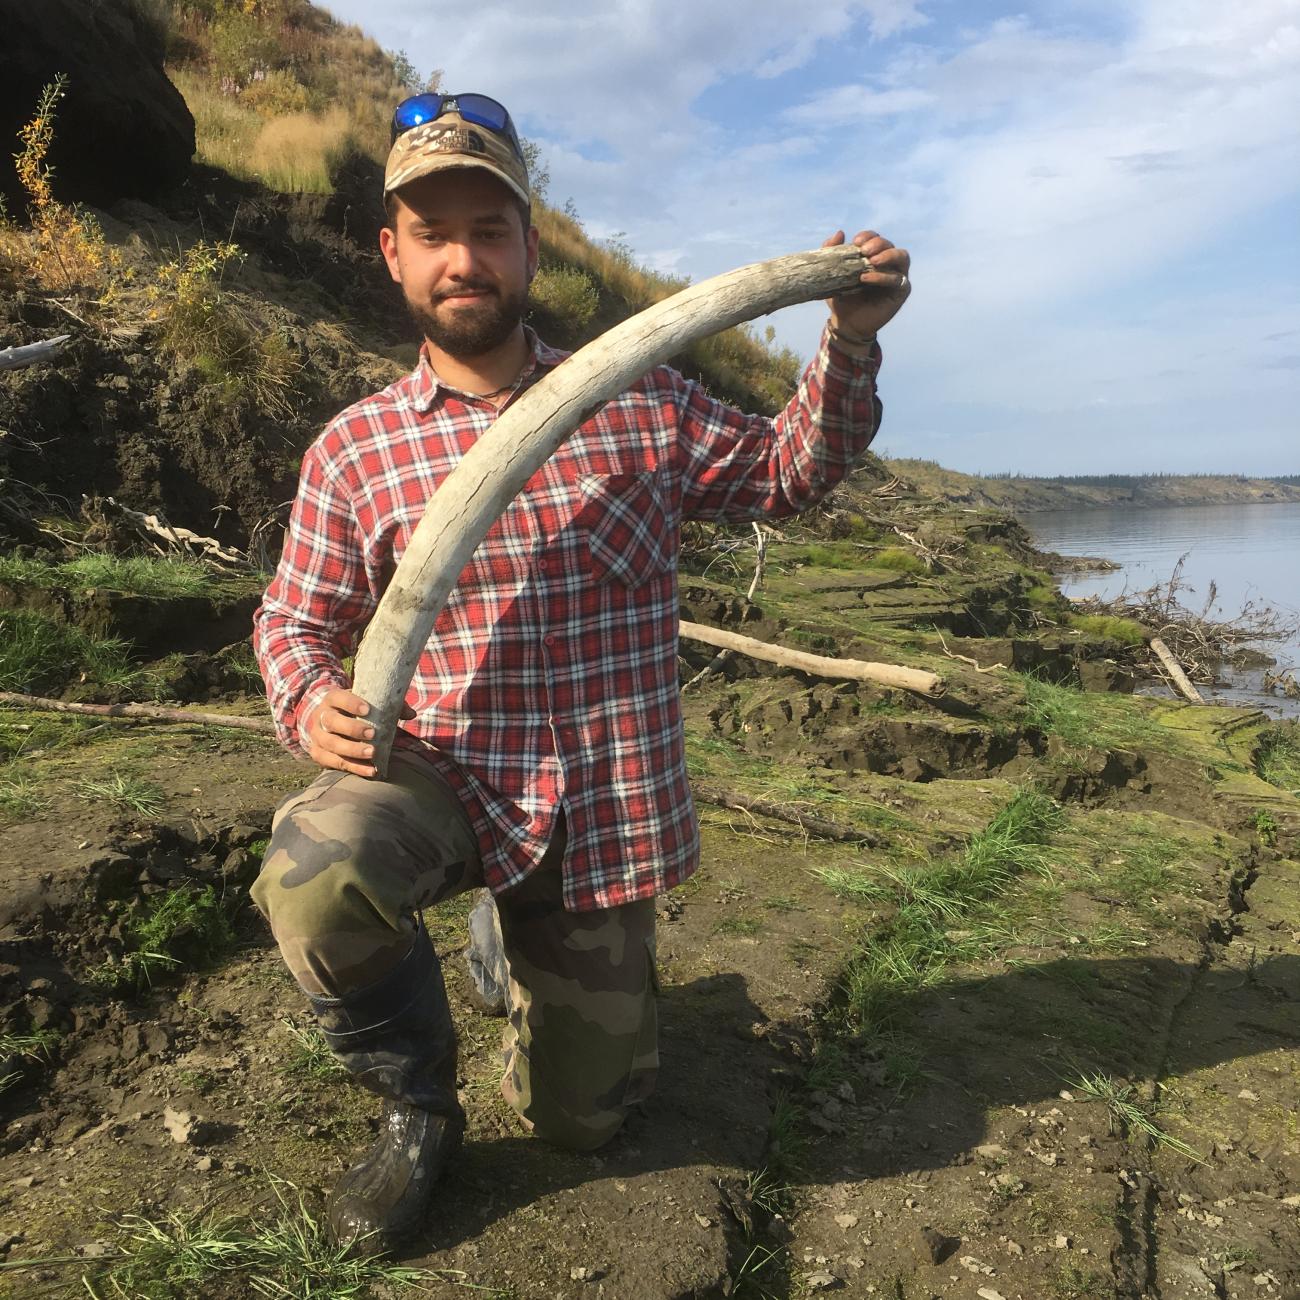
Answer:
[{"left": 379, "top": 169, "right": 539, "bottom": 359}]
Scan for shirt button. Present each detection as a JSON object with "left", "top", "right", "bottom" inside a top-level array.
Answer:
[
  {"left": 544, "top": 634, "right": 556, "bottom": 646},
  {"left": 537, "top": 558, "right": 548, "bottom": 572}
]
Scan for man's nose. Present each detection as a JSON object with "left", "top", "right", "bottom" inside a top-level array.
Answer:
[{"left": 443, "top": 240, "right": 478, "bottom": 279}]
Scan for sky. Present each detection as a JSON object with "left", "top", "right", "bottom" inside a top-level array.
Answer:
[{"left": 320, "top": 0, "right": 1299, "bottom": 475}]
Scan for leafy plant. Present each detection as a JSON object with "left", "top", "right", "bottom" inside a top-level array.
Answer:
[{"left": 75, "top": 774, "right": 167, "bottom": 818}]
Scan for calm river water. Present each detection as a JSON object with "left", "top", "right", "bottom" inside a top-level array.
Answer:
[{"left": 1025, "top": 501, "right": 1300, "bottom": 716}]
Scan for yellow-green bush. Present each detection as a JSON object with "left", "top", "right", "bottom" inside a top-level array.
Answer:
[
  {"left": 1068, "top": 613, "right": 1147, "bottom": 647},
  {"left": 530, "top": 264, "right": 599, "bottom": 328},
  {"left": 871, "top": 546, "right": 927, "bottom": 575}
]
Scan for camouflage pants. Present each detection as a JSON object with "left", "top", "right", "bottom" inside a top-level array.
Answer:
[{"left": 251, "top": 750, "right": 658, "bottom": 1151}]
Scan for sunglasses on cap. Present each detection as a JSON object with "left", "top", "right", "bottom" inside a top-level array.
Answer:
[{"left": 390, "top": 92, "right": 523, "bottom": 159}]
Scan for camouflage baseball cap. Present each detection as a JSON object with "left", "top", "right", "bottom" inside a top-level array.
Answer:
[{"left": 383, "top": 113, "right": 530, "bottom": 208}]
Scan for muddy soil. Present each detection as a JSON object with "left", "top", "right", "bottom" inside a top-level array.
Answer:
[{"left": 0, "top": 524, "right": 1297, "bottom": 1300}]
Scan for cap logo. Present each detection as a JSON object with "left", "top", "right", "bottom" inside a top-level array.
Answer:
[{"left": 407, "top": 123, "right": 488, "bottom": 156}]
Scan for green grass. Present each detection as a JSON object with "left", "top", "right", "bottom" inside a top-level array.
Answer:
[
  {"left": 0, "top": 552, "right": 213, "bottom": 598},
  {"left": 0, "top": 610, "right": 145, "bottom": 695},
  {"left": 0, "top": 711, "right": 94, "bottom": 762},
  {"left": 1067, "top": 613, "right": 1148, "bottom": 647},
  {"left": 1069, "top": 1070, "right": 1205, "bottom": 1163},
  {"left": 0, "top": 767, "right": 49, "bottom": 821},
  {"left": 870, "top": 546, "right": 927, "bottom": 575},
  {"left": 91, "top": 885, "right": 236, "bottom": 994},
  {"left": 279, "top": 1019, "right": 345, "bottom": 1082},
  {"left": 714, "top": 916, "right": 763, "bottom": 938},
  {"left": 1020, "top": 674, "right": 1179, "bottom": 753},
  {"left": 1255, "top": 724, "right": 1300, "bottom": 794},
  {"left": 75, "top": 773, "right": 166, "bottom": 818},
  {"left": 73, "top": 1176, "right": 444, "bottom": 1299},
  {"left": 1093, "top": 822, "right": 1181, "bottom": 911},
  {"left": 0, "top": 1029, "right": 61, "bottom": 1094},
  {"left": 815, "top": 788, "right": 1062, "bottom": 1033}
]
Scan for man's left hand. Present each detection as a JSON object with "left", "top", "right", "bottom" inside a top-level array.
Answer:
[{"left": 824, "top": 229, "right": 911, "bottom": 341}]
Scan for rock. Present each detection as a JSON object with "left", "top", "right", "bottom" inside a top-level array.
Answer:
[
  {"left": 919, "top": 1225, "right": 959, "bottom": 1264},
  {"left": 959, "top": 1256, "right": 995, "bottom": 1275},
  {"left": 974, "top": 1143, "right": 1008, "bottom": 1159},
  {"left": 162, "top": 1106, "right": 196, "bottom": 1144},
  {"left": 834, "top": 1213, "right": 859, "bottom": 1230},
  {"left": 977, "top": 1289, "right": 1008, "bottom": 1300},
  {"left": 803, "top": 1270, "right": 842, "bottom": 1291},
  {"left": 1053, "top": 1233, "right": 1071, "bottom": 1249},
  {"left": 0, "top": 0, "right": 194, "bottom": 213}
]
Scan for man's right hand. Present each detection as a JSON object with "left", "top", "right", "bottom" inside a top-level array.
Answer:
[{"left": 304, "top": 687, "right": 414, "bottom": 778}]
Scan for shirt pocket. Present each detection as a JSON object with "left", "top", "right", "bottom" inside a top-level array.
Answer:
[{"left": 576, "top": 471, "right": 671, "bottom": 588}]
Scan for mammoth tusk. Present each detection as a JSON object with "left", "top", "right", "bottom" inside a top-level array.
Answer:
[{"left": 352, "top": 243, "right": 875, "bottom": 776}]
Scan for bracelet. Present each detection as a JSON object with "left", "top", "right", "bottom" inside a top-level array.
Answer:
[{"left": 828, "top": 323, "right": 878, "bottom": 349}]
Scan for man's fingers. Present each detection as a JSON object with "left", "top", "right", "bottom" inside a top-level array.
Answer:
[{"left": 322, "top": 708, "right": 375, "bottom": 741}]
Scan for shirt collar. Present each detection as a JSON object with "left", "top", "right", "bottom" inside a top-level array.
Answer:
[{"left": 408, "top": 326, "right": 569, "bottom": 415}]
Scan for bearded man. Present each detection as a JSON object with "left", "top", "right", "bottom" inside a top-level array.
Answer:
[{"left": 252, "top": 91, "right": 911, "bottom": 1251}]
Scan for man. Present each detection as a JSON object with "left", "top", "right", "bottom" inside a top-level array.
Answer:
[{"left": 252, "top": 91, "right": 911, "bottom": 1252}]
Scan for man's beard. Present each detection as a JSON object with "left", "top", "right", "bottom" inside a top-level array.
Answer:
[{"left": 407, "top": 281, "right": 528, "bottom": 359}]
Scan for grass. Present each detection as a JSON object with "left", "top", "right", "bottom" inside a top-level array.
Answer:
[
  {"left": 0, "top": 1029, "right": 61, "bottom": 1095},
  {"left": 1068, "top": 612, "right": 1148, "bottom": 647},
  {"left": 870, "top": 546, "right": 927, "bottom": 575},
  {"left": 75, "top": 1176, "right": 443, "bottom": 1299},
  {"left": 814, "top": 788, "right": 1062, "bottom": 1033},
  {"left": 0, "top": 610, "right": 145, "bottom": 696},
  {"left": 279, "top": 1018, "right": 345, "bottom": 1081},
  {"left": 1069, "top": 1070, "right": 1206, "bottom": 1163},
  {"left": 1020, "top": 673, "right": 1179, "bottom": 753},
  {"left": 91, "top": 884, "right": 236, "bottom": 994},
  {"left": 0, "top": 767, "right": 50, "bottom": 821},
  {"left": 75, "top": 773, "right": 167, "bottom": 818},
  {"left": 0, "top": 552, "right": 213, "bottom": 597},
  {"left": 0, "top": 711, "right": 94, "bottom": 762},
  {"left": 1255, "top": 724, "right": 1300, "bottom": 793}
]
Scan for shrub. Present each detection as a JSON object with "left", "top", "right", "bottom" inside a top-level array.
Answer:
[
  {"left": 0, "top": 76, "right": 125, "bottom": 293},
  {"left": 530, "top": 264, "right": 599, "bottom": 328},
  {"left": 240, "top": 68, "right": 311, "bottom": 117}
]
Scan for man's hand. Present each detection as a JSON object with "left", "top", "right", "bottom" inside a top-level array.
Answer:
[
  {"left": 824, "top": 229, "right": 911, "bottom": 342},
  {"left": 304, "top": 686, "right": 414, "bottom": 778}
]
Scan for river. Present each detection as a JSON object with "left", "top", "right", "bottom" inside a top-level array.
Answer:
[{"left": 1024, "top": 501, "right": 1300, "bottom": 717}]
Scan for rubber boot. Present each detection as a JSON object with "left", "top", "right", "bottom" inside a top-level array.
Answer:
[
  {"left": 308, "top": 923, "right": 465, "bottom": 1254},
  {"left": 463, "top": 888, "right": 509, "bottom": 1017}
]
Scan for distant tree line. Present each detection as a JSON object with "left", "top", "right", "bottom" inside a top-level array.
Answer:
[{"left": 980, "top": 472, "right": 1295, "bottom": 486}]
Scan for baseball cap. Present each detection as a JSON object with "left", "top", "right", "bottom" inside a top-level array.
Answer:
[{"left": 383, "top": 112, "right": 531, "bottom": 208}]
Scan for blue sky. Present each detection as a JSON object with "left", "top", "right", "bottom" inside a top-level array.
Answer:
[{"left": 320, "top": 0, "right": 1299, "bottom": 475}]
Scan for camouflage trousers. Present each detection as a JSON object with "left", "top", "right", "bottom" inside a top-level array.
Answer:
[{"left": 250, "top": 750, "right": 658, "bottom": 1151}]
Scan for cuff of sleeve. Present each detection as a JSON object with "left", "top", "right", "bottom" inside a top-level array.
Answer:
[
  {"left": 292, "top": 676, "right": 346, "bottom": 755},
  {"left": 823, "top": 324, "right": 882, "bottom": 380}
]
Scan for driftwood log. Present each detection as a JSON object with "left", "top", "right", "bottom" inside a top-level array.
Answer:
[
  {"left": 681, "top": 621, "right": 944, "bottom": 695},
  {"left": 352, "top": 244, "right": 882, "bottom": 777},
  {"left": 0, "top": 334, "right": 71, "bottom": 372},
  {"left": 1149, "top": 636, "right": 1205, "bottom": 704}
]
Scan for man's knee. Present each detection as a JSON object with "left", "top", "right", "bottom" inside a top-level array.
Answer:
[{"left": 251, "top": 775, "right": 412, "bottom": 994}]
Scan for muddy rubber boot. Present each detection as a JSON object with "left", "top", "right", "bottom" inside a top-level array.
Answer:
[
  {"left": 463, "top": 888, "right": 509, "bottom": 1017},
  {"left": 308, "top": 924, "right": 465, "bottom": 1254}
]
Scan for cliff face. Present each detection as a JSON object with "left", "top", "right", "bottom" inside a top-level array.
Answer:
[{"left": 0, "top": 0, "right": 194, "bottom": 213}]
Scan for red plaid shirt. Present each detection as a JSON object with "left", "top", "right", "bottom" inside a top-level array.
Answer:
[{"left": 254, "top": 325, "right": 882, "bottom": 910}]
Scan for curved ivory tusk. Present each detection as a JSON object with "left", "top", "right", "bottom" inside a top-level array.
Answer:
[{"left": 352, "top": 243, "right": 874, "bottom": 775}]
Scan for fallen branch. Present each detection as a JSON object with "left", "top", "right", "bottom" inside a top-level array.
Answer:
[
  {"left": 680, "top": 621, "right": 945, "bottom": 696},
  {"left": 86, "top": 496, "right": 252, "bottom": 569},
  {"left": 1148, "top": 637, "right": 1205, "bottom": 704},
  {"left": 692, "top": 781, "right": 879, "bottom": 844},
  {"left": 0, "top": 334, "right": 71, "bottom": 372},
  {"left": 936, "top": 630, "right": 1005, "bottom": 674},
  {"left": 0, "top": 691, "right": 276, "bottom": 734}
]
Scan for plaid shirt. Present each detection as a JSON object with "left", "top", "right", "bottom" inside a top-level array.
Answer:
[{"left": 254, "top": 325, "right": 882, "bottom": 910}]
